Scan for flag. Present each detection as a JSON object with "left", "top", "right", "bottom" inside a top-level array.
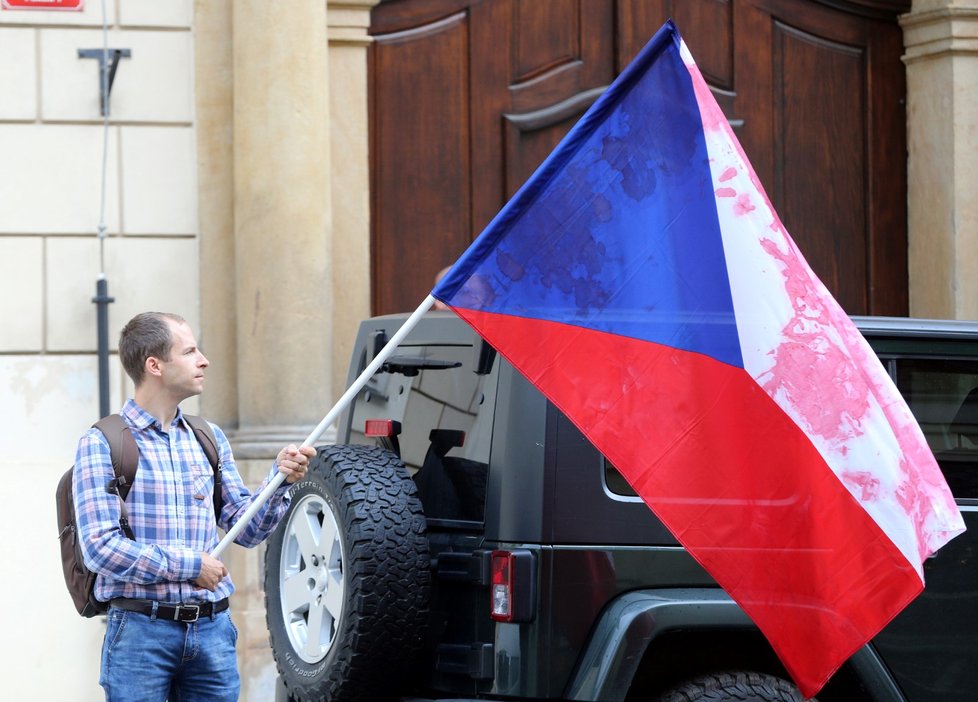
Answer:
[{"left": 431, "top": 20, "right": 965, "bottom": 698}]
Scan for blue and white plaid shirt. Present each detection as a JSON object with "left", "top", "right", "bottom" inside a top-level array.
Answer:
[{"left": 73, "top": 399, "right": 293, "bottom": 604}]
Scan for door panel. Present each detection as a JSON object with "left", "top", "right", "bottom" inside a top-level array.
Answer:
[
  {"left": 774, "top": 22, "right": 867, "bottom": 309},
  {"left": 370, "top": 10, "right": 472, "bottom": 316},
  {"left": 514, "top": 0, "right": 579, "bottom": 82},
  {"left": 733, "top": 0, "right": 909, "bottom": 315},
  {"left": 369, "top": 0, "right": 909, "bottom": 316},
  {"left": 502, "top": 88, "right": 604, "bottom": 199}
]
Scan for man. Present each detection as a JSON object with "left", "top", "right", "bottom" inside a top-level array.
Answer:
[{"left": 73, "top": 312, "right": 316, "bottom": 701}]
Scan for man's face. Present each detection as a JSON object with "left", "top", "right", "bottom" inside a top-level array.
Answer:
[{"left": 158, "top": 320, "right": 209, "bottom": 400}]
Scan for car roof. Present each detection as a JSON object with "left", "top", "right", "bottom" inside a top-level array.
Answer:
[
  {"left": 852, "top": 315, "right": 978, "bottom": 339},
  {"left": 368, "top": 312, "right": 978, "bottom": 342}
]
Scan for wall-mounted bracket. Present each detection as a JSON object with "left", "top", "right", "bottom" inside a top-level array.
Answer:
[{"left": 77, "top": 48, "right": 131, "bottom": 117}]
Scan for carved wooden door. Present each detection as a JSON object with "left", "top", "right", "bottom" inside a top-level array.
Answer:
[{"left": 369, "top": 0, "right": 909, "bottom": 316}]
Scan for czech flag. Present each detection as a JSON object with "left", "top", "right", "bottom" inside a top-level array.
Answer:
[{"left": 432, "top": 20, "right": 965, "bottom": 698}]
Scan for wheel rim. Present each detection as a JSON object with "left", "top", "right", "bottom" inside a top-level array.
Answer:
[{"left": 278, "top": 492, "right": 345, "bottom": 664}]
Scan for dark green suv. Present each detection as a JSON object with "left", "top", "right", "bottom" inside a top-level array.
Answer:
[{"left": 266, "top": 313, "right": 978, "bottom": 702}]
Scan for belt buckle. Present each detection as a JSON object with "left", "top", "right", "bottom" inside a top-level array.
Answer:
[{"left": 174, "top": 604, "right": 200, "bottom": 623}]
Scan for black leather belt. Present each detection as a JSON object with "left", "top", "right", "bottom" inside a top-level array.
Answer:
[{"left": 110, "top": 597, "right": 229, "bottom": 623}]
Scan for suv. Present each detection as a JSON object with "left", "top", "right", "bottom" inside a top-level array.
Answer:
[{"left": 265, "top": 312, "right": 978, "bottom": 702}]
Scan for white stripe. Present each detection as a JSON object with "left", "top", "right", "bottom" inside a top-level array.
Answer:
[{"left": 680, "top": 41, "right": 963, "bottom": 579}]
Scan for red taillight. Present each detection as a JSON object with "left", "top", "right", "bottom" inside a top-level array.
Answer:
[
  {"left": 364, "top": 419, "right": 399, "bottom": 437},
  {"left": 490, "top": 551, "right": 514, "bottom": 622},
  {"left": 488, "top": 549, "right": 536, "bottom": 622}
]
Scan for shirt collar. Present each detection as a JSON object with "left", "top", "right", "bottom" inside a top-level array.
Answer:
[{"left": 121, "top": 398, "right": 187, "bottom": 432}]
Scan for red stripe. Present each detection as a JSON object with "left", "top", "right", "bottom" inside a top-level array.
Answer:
[{"left": 457, "top": 309, "right": 922, "bottom": 695}]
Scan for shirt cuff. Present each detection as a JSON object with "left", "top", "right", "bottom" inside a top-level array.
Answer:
[{"left": 173, "top": 549, "right": 202, "bottom": 581}]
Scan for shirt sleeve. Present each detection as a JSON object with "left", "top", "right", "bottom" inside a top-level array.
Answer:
[
  {"left": 210, "top": 423, "right": 294, "bottom": 548},
  {"left": 73, "top": 428, "right": 202, "bottom": 584}
]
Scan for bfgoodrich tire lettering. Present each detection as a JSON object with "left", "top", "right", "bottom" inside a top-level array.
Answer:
[{"left": 264, "top": 444, "right": 430, "bottom": 702}]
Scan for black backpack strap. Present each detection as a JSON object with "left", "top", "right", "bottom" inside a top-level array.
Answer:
[
  {"left": 184, "top": 414, "right": 224, "bottom": 523},
  {"left": 93, "top": 415, "right": 137, "bottom": 540}
]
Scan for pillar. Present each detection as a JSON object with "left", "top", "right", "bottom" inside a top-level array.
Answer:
[
  {"left": 195, "top": 0, "right": 237, "bottom": 428},
  {"left": 195, "top": 2, "right": 380, "bottom": 698},
  {"left": 232, "top": 0, "right": 333, "bottom": 449},
  {"left": 902, "top": 1, "right": 978, "bottom": 320},
  {"left": 328, "top": 0, "right": 381, "bottom": 396}
]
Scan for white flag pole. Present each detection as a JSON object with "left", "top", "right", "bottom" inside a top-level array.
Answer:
[{"left": 211, "top": 295, "right": 438, "bottom": 558}]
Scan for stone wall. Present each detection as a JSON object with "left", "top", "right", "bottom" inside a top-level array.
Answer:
[
  {"left": 0, "top": 1, "right": 199, "bottom": 700},
  {"left": 0, "top": 0, "right": 377, "bottom": 698}
]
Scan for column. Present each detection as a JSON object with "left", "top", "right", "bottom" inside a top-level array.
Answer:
[
  {"left": 195, "top": 0, "right": 237, "bottom": 427},
  {"left": 902, "top": 1, "right": 978, "bottom": 319},
  {"left": 232, "top": 0, "right": 333, "bottom": 450},
  {"left": 328, "top": 0, "right": 382, "bottom": 395},
  {"left": 233, "top": 2, "right": 335, "bottom": 699},
  {"left": 195, "top": 2, "right": 380, "bottom": 698}
]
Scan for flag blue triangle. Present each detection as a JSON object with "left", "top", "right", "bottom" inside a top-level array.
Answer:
[{"left": 434, "top": 21, "right": 742, "bottom": 369}]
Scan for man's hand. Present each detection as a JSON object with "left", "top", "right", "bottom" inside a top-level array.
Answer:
[
  {"left": 276, "top": 444, "right": 316, "bottom": 484},
  {"left": 192, "top": 552, "right": 228, "bottom": 591}
]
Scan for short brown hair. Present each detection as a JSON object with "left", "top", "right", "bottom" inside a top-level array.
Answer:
[{"left": 119, "top": 312, "right": 187, "bottom": 385}]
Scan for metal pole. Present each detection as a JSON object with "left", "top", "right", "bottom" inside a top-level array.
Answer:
[
  {"left": 93, "top": 275, "right": 114, "bottom": 418},
  {"left": 211, "top": 294, "right": 438, "bottom": 558},
  {"left": 92, "top": 0, "right": 112, "bottom": 419}
]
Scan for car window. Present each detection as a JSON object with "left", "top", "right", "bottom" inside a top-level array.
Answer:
[
  {"left": 894, "top": 357, "right": 978, "bottom": 499},
  {"left": 604, "top": 355, "right": 978, "bottom": 501},
  {"left": 604, "top": 458, "right": 637, "bottom": 498}
]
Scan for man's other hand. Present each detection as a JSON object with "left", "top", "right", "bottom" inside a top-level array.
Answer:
[
  {"left": 276, "top": 444, "right": 316, "bottom": 484},
  {"left": 192, "top": 552, "right": 228, "bottom": 591}
]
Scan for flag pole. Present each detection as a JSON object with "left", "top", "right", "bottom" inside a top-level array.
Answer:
[{"left": 211, "top": 294, "right": 438, "bottom": 558}]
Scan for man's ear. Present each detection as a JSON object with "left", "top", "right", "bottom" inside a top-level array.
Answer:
[{"left": 144, "top": 356, "right": 164, "bottom": 379}]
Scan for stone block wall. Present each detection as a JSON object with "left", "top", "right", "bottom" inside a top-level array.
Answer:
[{"left": 0, "top": 2, "right": 199, "bottom": 700}]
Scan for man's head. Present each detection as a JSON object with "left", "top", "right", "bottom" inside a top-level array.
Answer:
[
  {"left": 433, "top": 266, "right": 451, "bottom": 311},
  {"left": 120, "top": 313, "right": 207, "bottom": 397}
]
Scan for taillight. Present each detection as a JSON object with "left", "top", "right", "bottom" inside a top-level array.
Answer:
[
  {"left": 364, "top": 419, "right": 400, "bottom": 437},
  {"left": 490, "top": 551, "right": 514, "bottom": 622},
  {"left": 489, "top": 549, "right": 535, "bottom": 623}
]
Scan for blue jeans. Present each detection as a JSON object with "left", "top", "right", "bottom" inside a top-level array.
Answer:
[{"left": 100, "top": 606, "right": 240, "bottom": 702}]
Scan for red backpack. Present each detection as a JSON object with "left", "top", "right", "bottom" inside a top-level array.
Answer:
[{"left": 56, "top": 414, "right": 222, "bottom": 617}]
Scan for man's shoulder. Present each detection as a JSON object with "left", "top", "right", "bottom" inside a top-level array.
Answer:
[
  {"left": 179, "top": 413, "right": 232, "bottom": 463},
  {"left": 77, "top": 424, "right": 110, "bottom": 451},
  {"left": 181, "top": 413, "right": 226, "bottom": 439},
  {"left": 74, "top": 423, "right": 114, "bottom": 481}
]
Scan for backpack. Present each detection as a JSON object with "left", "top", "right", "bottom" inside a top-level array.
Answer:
[{"left": 56, "top": 413, "right": 223, "bottom": 617}]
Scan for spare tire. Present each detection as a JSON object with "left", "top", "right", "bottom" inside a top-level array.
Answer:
[{"left": 264, "top": 444, "right": 430, "bottom": 702}]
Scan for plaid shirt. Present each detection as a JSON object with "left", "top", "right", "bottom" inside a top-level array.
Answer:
[{"left": 73, "top": 399, "right": 293, "bottom": 604}]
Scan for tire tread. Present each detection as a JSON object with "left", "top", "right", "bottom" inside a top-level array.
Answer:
[{"left": 657, "top": 671, "right": 813, "bottom": 702}]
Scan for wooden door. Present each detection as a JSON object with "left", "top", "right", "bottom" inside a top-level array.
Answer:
[{"left": 369, "top": 0, "right": 910, "bottom": 316}]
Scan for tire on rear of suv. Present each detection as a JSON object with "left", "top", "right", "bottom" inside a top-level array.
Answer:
[{"left": 264, "top": 444, "right": 430, "bottom": 702}]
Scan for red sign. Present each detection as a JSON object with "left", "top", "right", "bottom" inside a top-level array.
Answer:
[{"left": 2, "top": 0, "right": 84, "bottom": 9}]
